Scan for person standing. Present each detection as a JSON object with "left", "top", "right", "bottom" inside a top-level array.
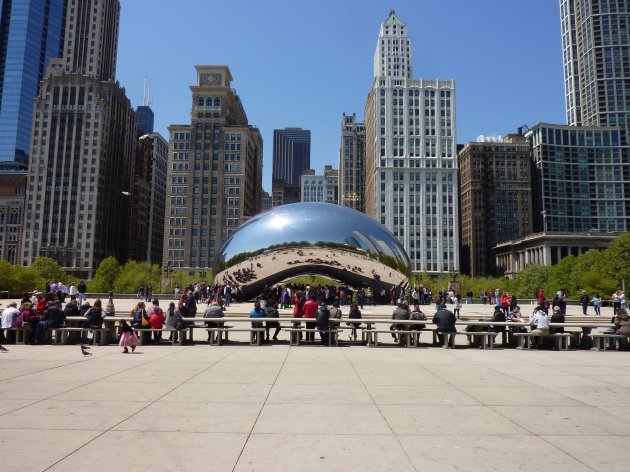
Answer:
[
  {"left": 224, "top": 284, "right": 232, "bottom": 307},
  {"left": 591, "top": 293, "right": 602, "bottom": 316},
  {"left": 68, "top": 283, "right": 79, "bottom": 301},
  {"left": 77, "top": 280, "right": 87, "bottom": 306},
  {"left": 579, "top": 290, "right": 589, "bottom": 315},
  {"left": 453, "top": 296, "right": 462, "bottom": 319},
  {"left": 119, "top": 320, "right": 138, "bottom": 353},
  {"left": 185, "top": 290, "right": 198, "bottom": 317},
  {"left": 303, "top": 294, "right": 318, "bottom": 342}
]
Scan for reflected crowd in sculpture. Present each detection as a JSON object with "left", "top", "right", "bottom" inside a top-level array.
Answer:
[{"left": 214, "top": 203, "right": 411, "bottom": 300}]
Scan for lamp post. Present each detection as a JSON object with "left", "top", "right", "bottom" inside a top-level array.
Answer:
[{"left": 163, "top": 261, "right": 172, "bottom": 295}]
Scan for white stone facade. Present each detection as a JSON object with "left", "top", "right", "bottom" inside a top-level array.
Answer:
[{"left": 365, "top": 11, "right": 459, "bottom": 274}]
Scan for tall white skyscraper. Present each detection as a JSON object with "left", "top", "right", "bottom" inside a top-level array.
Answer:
[{"left": 364, "top": 10, "right": 459, "bottom": 273}]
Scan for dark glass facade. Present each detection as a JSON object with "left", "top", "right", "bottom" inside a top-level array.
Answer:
[
  {"left": 136, "top": 105, "right": 154, "bottom": 134},
  {"left": 561, "top": 0, "right": 629, "bottom": 133},
  {"left": 0, "top": 0, "right": 65, "bottom": 166},
  {"left": 272, "top": 127, "right": 311, "bottom": 186},
  {"left": 530, "top": 123, "right": 629, "bottom": 233}
]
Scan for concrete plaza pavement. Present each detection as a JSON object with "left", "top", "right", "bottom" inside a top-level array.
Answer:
[{"left": 1, "top": 300, "right": 629, "bottom": 471}]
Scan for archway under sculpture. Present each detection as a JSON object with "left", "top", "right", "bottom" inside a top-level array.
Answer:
[{"left": 213, "top": 202, "right": 411, "bottom": 300}]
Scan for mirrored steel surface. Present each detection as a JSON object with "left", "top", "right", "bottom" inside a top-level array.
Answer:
[{"left": 214, "top": 202, "right": 410, "bottom": 299}]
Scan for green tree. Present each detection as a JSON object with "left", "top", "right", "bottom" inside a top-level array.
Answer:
[
  {"left": 0, "top": 261, "right": 44, "bottom": 297},
  {"left": 511, "top": 264, "right": 551, "bottom": 299},
  {"left": 31, "top": 257, "right": 66, "bottom": 284},
  {"left": 89, "top": 256, "right": 121, "bottom": 292},
  {"left": 544, "top": 255, "right": 578, "bottom": 297},
  {"left": 114, "top": 260, "right": 161, "bottom": 294},
  {"left": 602, "top": 233, "right": 630, "bottom": 286},
  {"left": 580, "top": 270, "right": 618, "bottom": 298}
]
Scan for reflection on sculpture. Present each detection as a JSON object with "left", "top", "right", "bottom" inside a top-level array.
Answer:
[{"left": 214, "top": 202, "right": 410, "bottom": 300}]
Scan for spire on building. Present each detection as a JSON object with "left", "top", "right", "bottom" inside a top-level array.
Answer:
[{"left": 142, "top": 77, "right": 153, "bottom": 107}]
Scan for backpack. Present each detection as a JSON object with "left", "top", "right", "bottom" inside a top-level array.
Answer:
[{"left": 265, "top": 306, "right": 279, "bottom": 318}]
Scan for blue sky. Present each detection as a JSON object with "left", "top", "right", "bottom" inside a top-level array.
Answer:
[{"left": 116, "top": 0, "right": 566, "bottom": 190}]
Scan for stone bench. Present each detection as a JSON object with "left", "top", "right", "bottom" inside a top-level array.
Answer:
[
  {"left": 206, "top": 327, "right": 265, "bottom": 346},
  {"left": 591, "top": 333, "right": 627, "bottom": 351},
  {"left": 284, "top": 328, "right": 339, "bottom": 346},
  {"left": 57, "top": 327, "right": 108, "bottom": 345},
  {"left": 0, "top": 327, "right": 31, "bottom": 344},
  {"left": 435, "top": 331, "right": 457, "bottom": 348},
  {"left": 513, "top": 332, "right": 572, "bottom": 350},
  {"left": 134, "top": 328, "right": 186, "bottom": 346},
  {"left": 365, "top": 329, "right": 421, "bottom": 348},
  {"left": 464, "top": 331, "right": 496, "bottom": 349}
]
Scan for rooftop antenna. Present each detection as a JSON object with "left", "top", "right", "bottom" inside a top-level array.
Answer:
[{"left": 142, "top": 77, "right": 152, "bottom": 107}]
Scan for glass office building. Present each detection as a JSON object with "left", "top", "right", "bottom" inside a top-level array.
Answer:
[{"left": 0, "top": 0, "right": 65, "bottom": 166}]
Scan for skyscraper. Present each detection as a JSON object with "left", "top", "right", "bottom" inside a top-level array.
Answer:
[
  {"left": 560, "top": 0, "right": 629, "bottom": 131},
  {"left": 272, "top": 127, "right": 310, "bottom": 187},
  {"left": 301, "top": 165, "right": 338, "bottom": 203},
  {"left": 162, "top": 66, "right": 263, "bottom": 269},
  {"left": 339, "top": 113, "right": 365, "bottom": 212},
  {"left": 459, "top": 131, "right": 533, "bottom": 277},
  {"left": 364, "top": 10, "right": 459, "bottom": 273},
  {"left": 21, "top": 0, "right": 137, "bottom": 275},
  {"left": 495, "top": 1, "right": 629, "bottom": 276},
  {"left": 0, "top": 0, "right": 66, "bottom": 167}
]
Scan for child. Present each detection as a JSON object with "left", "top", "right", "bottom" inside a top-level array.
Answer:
[
  {"left": 119, "top": 320, "right": 138, "bottom": 353},
  {"left": 454, "top": 296, "right": 463, "bottom": 319}
]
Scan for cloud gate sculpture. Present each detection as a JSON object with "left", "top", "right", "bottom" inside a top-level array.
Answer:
[{"left": 214, "top": 202, "right": 411, "bottom": 300}]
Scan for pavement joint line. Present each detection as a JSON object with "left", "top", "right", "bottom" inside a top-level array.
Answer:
[
  {"left": 231, "top": 343, "right": 291, "bottom": 472},
  {"left": 340, "top": 346, "right": 420, "bottom": 472},
  {"left": 0, "top": 346, "right": 179, "bottom": 417},
  {"left": 448, "top": 355, "right": 602, "bottom": 472},
  {"left": 483, "top": 403, "right": 600, "bottom": 471},
  {"left": 39, "top": 346, "right": 238, "bottom": 471}
]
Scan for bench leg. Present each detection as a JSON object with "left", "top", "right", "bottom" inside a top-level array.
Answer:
[
  {"left": 593, "top": 337, "right": 606, "bottom": 351},
  {"left": 290, "top": 331, "right": 300, "bottom": 346}
]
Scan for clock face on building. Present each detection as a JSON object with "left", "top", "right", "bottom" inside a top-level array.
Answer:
[{"left": 201, "top": 74, "right": 222, "bottom": 86}]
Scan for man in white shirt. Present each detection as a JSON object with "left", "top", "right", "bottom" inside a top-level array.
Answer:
[
  {"left": 529, "top": 306, "right": 550, "bottom": 348},
  {"left": 1, "top": 302, "right": 20, "bottom": 343}
]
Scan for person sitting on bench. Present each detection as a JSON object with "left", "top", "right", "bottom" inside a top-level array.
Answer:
[{"left": 529, "top": 305, "right": 550, "bottom": 348}]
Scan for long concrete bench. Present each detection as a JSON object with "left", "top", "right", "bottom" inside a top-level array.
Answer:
[
  {"left": 134, "top": 328, "right": 187, "bottom": 346},
  {"left": 591, "top": 333, "right": 627, "bottom": 351},
  {"left": 365, "top": 329, "right": 421, "bottom": 348},
  {"left": 206, "top": 327, "right": 265, "bottom": 346},
  {"left": 285, "top": 328, "right": 339, "bottom": 346},
  {"left": 513, "top": 332, "right": 572, "bottom": 350},
  {"left": 0, "top": 327, "right": 31, "bottom": 344},
  {"left": 57, "top": 327, "right": 108, "bottom": 345},
  {"left": 464, "top": 331, "right": 496, "bottom": 349}
]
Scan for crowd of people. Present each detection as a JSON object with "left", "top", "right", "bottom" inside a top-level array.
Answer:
[
  {"left": 0, "top": 289, "right": 105, "bottom": 345},
  {"left": 1, "top": 281, "right": 628, "bottom": 351}
]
